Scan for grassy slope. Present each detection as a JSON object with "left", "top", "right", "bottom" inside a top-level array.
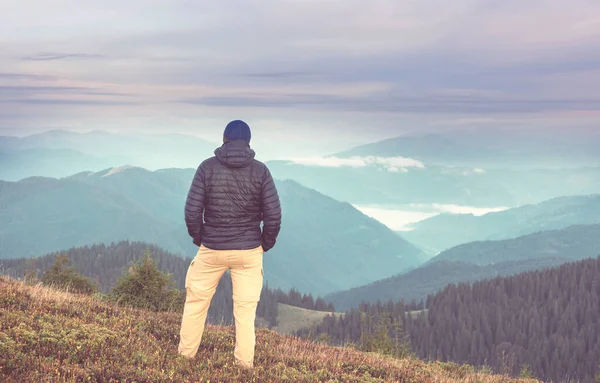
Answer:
[
  {"left": 272, "top": 303, "right": 343, "bottom": 335},
  {"left": 0, "top": 276, "right": 539, "bottom": 383}
]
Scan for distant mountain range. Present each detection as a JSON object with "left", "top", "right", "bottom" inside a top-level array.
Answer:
[
  {"left": 4, "top": 130, "right": 600, "bottom": 211},
  {"left": 0, "top": 167, "right": 425, "bottom": 295},
  {"left": 335, "top": 129, "right": 600, "bottom": 169},
  {"left": 403, "top": 194, "right": 600, "bottom": 252},
  {"left": 0, "top": 130, "right": 217, "bottom": 181},
  {"left": 326, "top": 223, "right": 600, "bottom": 310},
  {"left": 0, "top": 148, "right": 129, "bottom": 181}
]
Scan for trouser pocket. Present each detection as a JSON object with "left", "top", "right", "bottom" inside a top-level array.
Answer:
[
  {"left": 232, "top": 250, "right": 263, "bottom": 302},
  {"left": 241, "top": 246, "right": 264, "bottom": 269}
]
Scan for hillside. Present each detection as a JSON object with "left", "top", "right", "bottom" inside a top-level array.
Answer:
[
  {"left": 0, "top": 169, "right": 426, "bottom": 295},
  {"left": 268, "top": 179, "right": 426, "bottom": 294},
  {"left": 0, "top": 175, "right": 181, "bottom": 257},
  {"left": 429, "top": 223, "right": 600, "bottom": 266},
  {"left": 270, "top": 303, "right": 342, "bottom": 335},
  {"left": 403, "top": 194, "right": 600, "bottom": 252},
  {"left": 326, "top": 258, "right": 568, "bottom": 311},
  {"left": 0, "top": 276, "right": 536, "bottom": 383}
]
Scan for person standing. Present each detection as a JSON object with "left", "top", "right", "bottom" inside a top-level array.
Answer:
[{"left": 178, "top": 120, "right": 282, "bottom": 369}]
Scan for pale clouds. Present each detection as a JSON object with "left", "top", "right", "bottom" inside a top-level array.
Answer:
[
  {"left": 354, "top": 206, "right": 438, "bottom": 231},
  {"left": 287, "top": 156, "right": 426, "bottom": 172},
  {"left": 355, "top": 203, "right": 510, "bottom": 231}
]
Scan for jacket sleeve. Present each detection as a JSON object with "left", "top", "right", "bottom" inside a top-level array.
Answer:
[
  {"left": 185, "top": 164, "right": 206, "bottom": 246},
  {"left": 260, "top": 168, "right": 282, "bottom": 252}
]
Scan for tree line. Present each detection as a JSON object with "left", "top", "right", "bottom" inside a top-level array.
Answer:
[
  {"left": 298, "top": 256, "right": 600, "bottom": 383},
  {"left": 0, "top": 241, "right": 334, "bottom": 328}
]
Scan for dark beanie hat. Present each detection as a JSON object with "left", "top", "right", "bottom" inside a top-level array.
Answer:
[{"left": 223, "top": 120, "right": 251, "bottom": 143}]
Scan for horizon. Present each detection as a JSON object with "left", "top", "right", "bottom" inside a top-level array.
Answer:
[{"left": 4, "top": 124, "right": 600, "bottom": 162}]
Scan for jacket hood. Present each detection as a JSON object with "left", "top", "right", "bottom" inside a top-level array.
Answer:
[{"left": 215, "top": 139, "right": 256, "bottom": 168}]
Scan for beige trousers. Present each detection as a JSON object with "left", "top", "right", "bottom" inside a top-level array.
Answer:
[{"left": 178, "top": 244, "right": 264, "bottom": 367}]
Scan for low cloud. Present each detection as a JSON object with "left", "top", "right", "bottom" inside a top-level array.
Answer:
[
  {"left": 462, "top": 168, "right": 486, "bottom": 176},
  {"left": 387, "top": 167, "right": 408, "bottom": 173},
  {"left": 287, "top": 155, "right": 425, "bottom": 172},
  {"left": 410, "top": 203, "right": 508, "bottom": 216},
  {"left": 356, "top": 203, "right": 511, "bottom": 231},
  {"left": 430, "top": 204, "right": 508, "bottom": 216}
]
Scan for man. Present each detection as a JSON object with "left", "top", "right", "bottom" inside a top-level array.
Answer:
[{"left": 178, "top": 120, "right": 282, "bottom": 368}]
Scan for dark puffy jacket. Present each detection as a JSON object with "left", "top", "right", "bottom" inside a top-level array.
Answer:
[{"left": 184, "top": 139, "right": 282, "bottom": 252}]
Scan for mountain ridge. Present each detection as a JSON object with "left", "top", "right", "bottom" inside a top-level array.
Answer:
[
  {"left": 327, "top": 222, "right": 600, "bottom": 310},
  {"left": 0, "top": 167, "right": 425, "bottom": 295},
  {"left": 403, "top": 194, "right": 600, "bottom": 252}
]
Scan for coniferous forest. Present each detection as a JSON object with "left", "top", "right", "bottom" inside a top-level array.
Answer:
[{"left": 408, "top": 256, "right": 600, "bottom": 383}]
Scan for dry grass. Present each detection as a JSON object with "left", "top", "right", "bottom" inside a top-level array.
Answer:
[{"left": 0, "top": 275, "right": 543, "bottom": 383}]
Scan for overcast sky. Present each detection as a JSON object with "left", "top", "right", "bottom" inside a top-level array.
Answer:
[{"left": 1, "top": 0, "right": 600, "bottom": 156}]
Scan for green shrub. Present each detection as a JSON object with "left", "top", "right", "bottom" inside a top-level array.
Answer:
[
  {"left": 41, "top": 254, "right": 97, "bottom": 295},
  {"left": 110, "top": 250, "right": 185, "bottom": 312}
]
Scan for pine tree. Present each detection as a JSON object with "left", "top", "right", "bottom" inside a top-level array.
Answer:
[
  {"left": 111, "top": 250, "right": 184, "bottom": 312},
  {"left": 392, "top": 316, "right": 413, "bottom": 359},
  {"left": 519, "top": 364, "right": 534, "bottom": 379}
]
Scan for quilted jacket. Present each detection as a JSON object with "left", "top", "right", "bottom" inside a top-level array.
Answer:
[{"left": 184, "top": 139, "right": 282, "bottom": 252}]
